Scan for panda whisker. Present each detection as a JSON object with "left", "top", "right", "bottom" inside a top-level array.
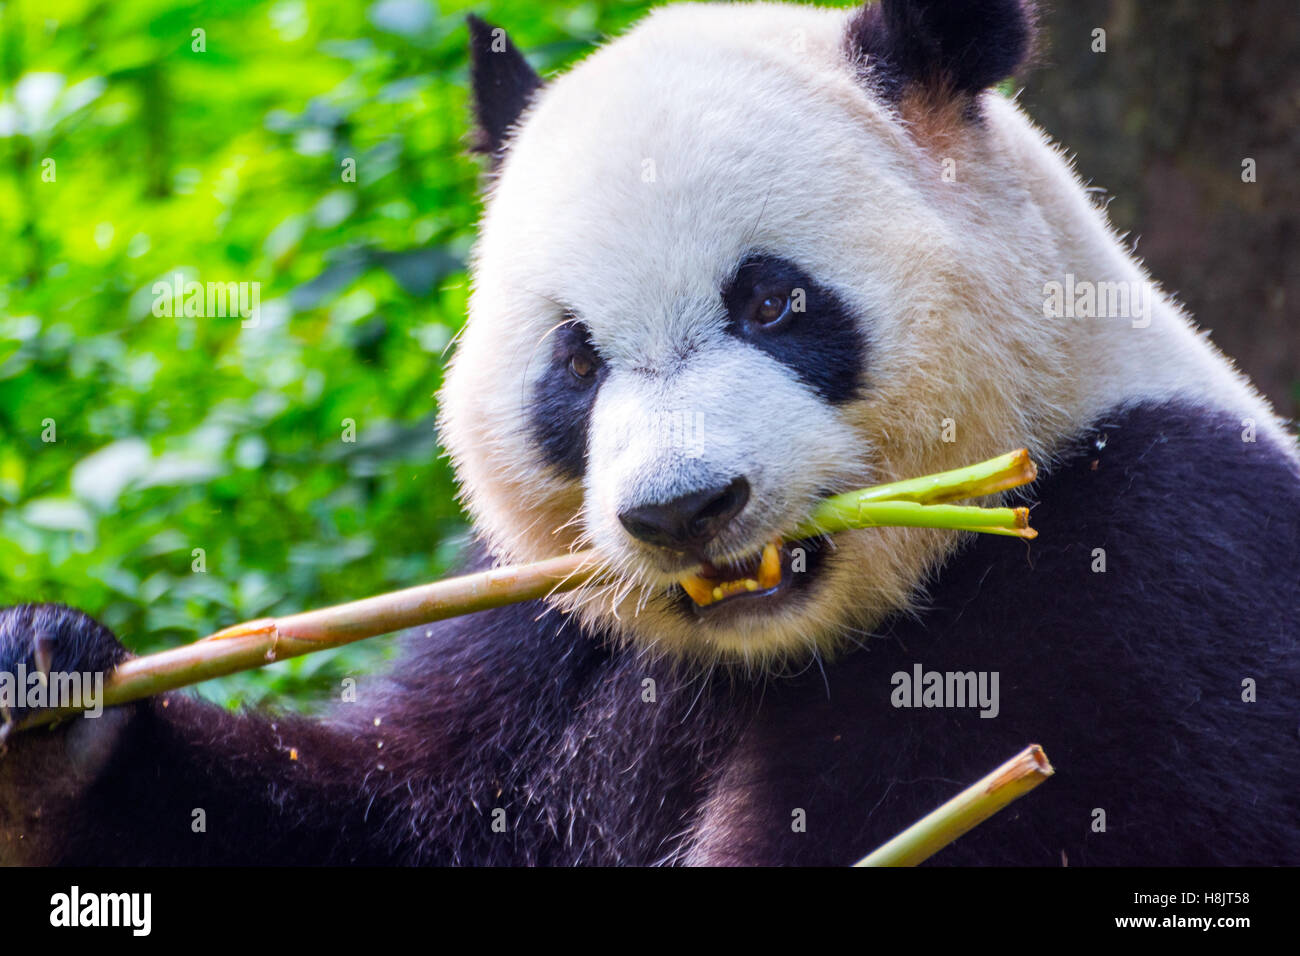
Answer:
[
  {"left": 514, "top": 310, "right": 586, "bottom": 417},
  {"left": 631, "top": 579, "right": 658, "bottom": 617},
  {"left": 737, "top": 185, "right": 775, "bottom": 257},
  {"left": 516, "top": 285, "right": 568, "bottom": 314},
  {"left": 680, "top": 657, "right": 720, "bottom": 722},
  {"left": 439, "top": 320, "right": 469, "bottom": 361},
  {"left": 552, "top": 513, "right": 585, "bottom": 536}
]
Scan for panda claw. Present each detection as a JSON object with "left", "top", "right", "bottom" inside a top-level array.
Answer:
[{"left": 33, "top": 630, "right": 56, "bottom": 680}]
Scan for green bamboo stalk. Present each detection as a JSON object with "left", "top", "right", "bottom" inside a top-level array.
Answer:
[
  {"left": 13, "top": 450, "right": 1039, "bottom": 730},
  {"left": 793, "top": 499, "right": 1033, "bottom": 540},
  {"left": 791, "top": 448, "right": 1037, "bottom": 540},
  {"left": 854, "top": 745, "right": 1055, "bottom": 866},
  {"left": 835, "top": 448, "right": 1037, "bottom": 506}
]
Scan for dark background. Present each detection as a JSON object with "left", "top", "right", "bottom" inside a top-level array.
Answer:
[{"left": 1025, "top": 0, "right": 1298, "bottom": 416}]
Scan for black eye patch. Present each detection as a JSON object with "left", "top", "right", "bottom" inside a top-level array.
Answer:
[
  {"left": 721, "top": 254, "right": 867, "bottom": 405},
  {"left": 528, "top": 318, "right": 606, "bottom": 480}
]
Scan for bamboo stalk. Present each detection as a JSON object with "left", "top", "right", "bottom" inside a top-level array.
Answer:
[
  {"left": 14, "top": 450, "right": 1039, "bottom": 730},
  {"left": 792, "top": 499, "right": 1034, "bottom": 540},
  {"left": 854, "top": 745, "right": 1055, "bottom": 867},
  {"left": 790, "top": 448, "right": 1037, "bottom": 540},
  {"left": 830, "top": 448, "right": 1037, "bottom": 507}
]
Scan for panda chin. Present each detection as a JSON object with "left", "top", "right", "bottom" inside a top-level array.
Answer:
[{"left": 671, "top": 537, "right": 829, "bottom": 622}]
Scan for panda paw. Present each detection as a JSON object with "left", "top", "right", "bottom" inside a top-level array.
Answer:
[
  {"left": 0, "top": 604, "right": 139, "bottom": 862},
  {"left": 0, "top": 603, "right": 128, "bottom": 744}
]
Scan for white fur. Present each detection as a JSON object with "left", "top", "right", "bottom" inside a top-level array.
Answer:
[{"left": 438, "top": 2, "right": 1294, "bottom": 665}]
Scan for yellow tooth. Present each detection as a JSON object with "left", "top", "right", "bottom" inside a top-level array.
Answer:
[
  {"left": 681, "top": 545, "right": 781, "bottom": 607},
  {"left": 678, "top": 574, "right": 716, "bottom": 607},
  {"left": 719, "top": 580, "right": 752, "bottom": 600},
  {"left": 758, "top": 542, "right": 781, "bottom": 589}
]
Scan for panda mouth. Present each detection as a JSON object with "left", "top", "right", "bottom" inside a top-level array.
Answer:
[
  {"left": 677, "top": 540, "right": 782, "bottom": 607},
  {"left": 674, "top": 537, "right": 826, "bottom": 614}
]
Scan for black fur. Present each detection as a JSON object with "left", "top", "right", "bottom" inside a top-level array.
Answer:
[
  {"left": 2, "top": 400, "right": 1296, "bottom": 864},
  {"left": 528, "top": 319, "right": 606, "bottom": 480},
  {"left": 847, "top": 0, "right": 1034, "bottom": 100},
  {"left": 0, "top": 605, "right": 126, "bottom": 729},
  {"left": 466, "top": 15, "right": 542, "bottom": 161},
  {"left": 722, "top": 254, "right": 867, "bottom": 406}
]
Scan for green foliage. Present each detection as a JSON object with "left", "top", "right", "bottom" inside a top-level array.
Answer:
[{"left": 0, "top": 0, "right": 657, "bottom": 708}]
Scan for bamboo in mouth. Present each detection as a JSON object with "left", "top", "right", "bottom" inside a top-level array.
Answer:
[{"left": 6, "top": 450, "right": 1038, "bottom": 733}]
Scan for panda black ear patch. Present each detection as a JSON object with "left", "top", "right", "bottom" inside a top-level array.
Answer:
[
  {"left": 848, "top": 0, "right": 1034, "bottom": 100},
  {"left": 467, "top": 15, "right": 543, "bottom": 161}
]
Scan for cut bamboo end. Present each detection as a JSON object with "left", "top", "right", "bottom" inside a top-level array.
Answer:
[{"left": 854, "top": 744, "right": 1055, "bottom": 867}]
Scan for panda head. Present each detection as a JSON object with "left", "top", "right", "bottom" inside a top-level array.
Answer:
[{"left": 440, "top": 1, "right": 1051, "bottom": 666}]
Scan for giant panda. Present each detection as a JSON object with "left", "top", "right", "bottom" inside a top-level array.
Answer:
[{"left": 1, "top": 0, "right": 1297, "bottom": 867}]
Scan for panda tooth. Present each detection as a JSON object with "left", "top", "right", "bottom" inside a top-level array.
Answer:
[
  {"left": 678, "top": 574, "right": 715, "bottom": 607},
  {"left": 757, "top": 542, "right": 781, "bottom": 589},
  {"left": 680, "top": 547, "right": 780, "bottom": 607}
]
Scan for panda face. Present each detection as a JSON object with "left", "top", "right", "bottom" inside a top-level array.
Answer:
[{"left": 441, "top": 4, "right": 1057, "bottom": 664}]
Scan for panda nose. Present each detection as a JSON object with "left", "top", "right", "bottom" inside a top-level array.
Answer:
[{"left": 618, "top": 477, "right": 751, "bottom": 551}]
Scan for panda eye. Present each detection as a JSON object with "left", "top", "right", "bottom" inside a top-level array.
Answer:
[
  {"left": 568, "top": 348, "right": 599, "bottom": 384},
  {"left": 745, "top": 287, "right": 795, "bottom": 331},
  {"left": 753, "top": 293, "right": 790, "bottom": 326}
]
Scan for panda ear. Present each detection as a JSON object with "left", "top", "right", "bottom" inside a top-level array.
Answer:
[
  {"left": 848, "top": 0, "right": 1034, "bottom": 100},
  {"left": 467, "top": 15, "right": 543, "bottom": 161}
]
